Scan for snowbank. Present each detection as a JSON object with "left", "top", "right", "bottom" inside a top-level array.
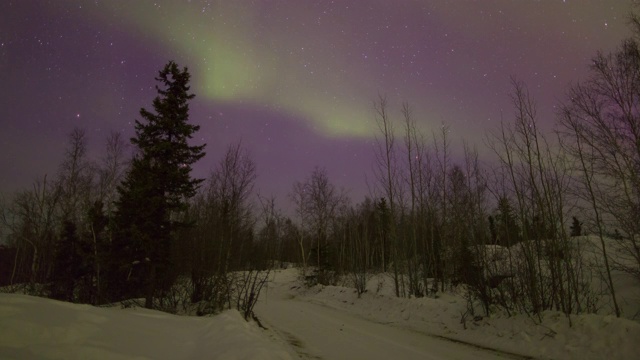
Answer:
[
  {"left": 0, "top": 293, "right": 293, "bottom": 360},
  {"left": 274, "top": 269, "right": 640, "bottom": 360}
]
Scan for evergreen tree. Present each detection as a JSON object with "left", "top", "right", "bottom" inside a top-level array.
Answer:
[
  {"left": 50, "top": 220, "right": 82, "bottom": 302},
  {"left": 111, "top": 61, "right": 206, "bottom": 307},
  {"left": 570, "top": 216, "right": 582, "bottom": 237},
  {"left": 495, "top": 196, "right": 521, "bottom": 246},
  {"left": 488, "top": 215, "right": 498, "bottom": 244}
]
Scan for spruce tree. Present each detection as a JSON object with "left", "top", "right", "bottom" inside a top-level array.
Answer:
[
  {"left": 111, "top": 61, "right": 205, "bottom": 307},
  {"left": 495, "top": 197, "right": 521, "bottom": 246},
  {"left": 50, "top": 220, "right": 81, "bottom": 302},
  {"left": 570, "top": 216, "right": 582, "bottom": 237}
]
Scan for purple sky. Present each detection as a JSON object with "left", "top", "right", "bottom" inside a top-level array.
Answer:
[{"left": 0, "top": 1, "right": 634, "bottom": 210}]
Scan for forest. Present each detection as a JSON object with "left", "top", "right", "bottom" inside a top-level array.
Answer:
[{"left": 1, "top": 22, "right": 640, "bottom": 324}]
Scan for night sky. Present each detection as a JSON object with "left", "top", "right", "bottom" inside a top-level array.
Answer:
[{"left": 0, "top": 1, "right": 634, "bottom": 210}]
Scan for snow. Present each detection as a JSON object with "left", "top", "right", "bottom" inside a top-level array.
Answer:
[
  {"left": 256, "top": 271, "right": 514, "bottom": 359},
  {"left": 479, "top": 236, "right": 640, "bottom": 319},
  {"left": 1, "top": 235, "right": 638, "bottom": 360},
  {"left": 257, "top": 249, "right": 640, "bottom": 360},
  {"left": 296, "top": 271, "right": 637, "bottom": 359},
  {"left": 0, "top": 293, "right": 293, "bottom": 360}
]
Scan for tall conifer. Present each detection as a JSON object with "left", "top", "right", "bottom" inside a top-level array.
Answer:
[{"left": 111, "top": 61, "right": 205, "bottom": 307}]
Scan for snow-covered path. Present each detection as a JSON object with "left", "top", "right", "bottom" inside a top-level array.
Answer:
[{"left": 255, "top": 273, "right": 516, "bottom": 360}]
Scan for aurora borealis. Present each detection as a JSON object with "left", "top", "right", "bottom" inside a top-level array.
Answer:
[{"left": 0, "top": 1, "right": 634, "bottom": 208}]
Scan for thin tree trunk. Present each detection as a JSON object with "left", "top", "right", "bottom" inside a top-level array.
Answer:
[{"left": 574, "top": 128, "right": 621, "bottom": 317}]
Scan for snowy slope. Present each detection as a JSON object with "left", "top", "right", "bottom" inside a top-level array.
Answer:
[
  {"left": 483, "top": 235, "right": 640, "bottom": 319},
  {"left": 0, "top": 293, "right": 294, "bottom": 360},
  {"left": 256, "top": 272, "right": 518, "bottom": 360},
  {"left": 273, "top": 268, "right": 640, "bottom": 360}
]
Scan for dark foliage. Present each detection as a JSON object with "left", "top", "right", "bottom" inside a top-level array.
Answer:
[
  {"left": 570, "top": 216, "right": 582, "bottom": 237},
  {"left": 108, "top": 61, "right": 205, "bottom": 307},
  {"left": 49, "top": 221, "right": 82, "bottom": 301},
  {"left": 494, "top": 197, "right": 521, "bottom": 246}
]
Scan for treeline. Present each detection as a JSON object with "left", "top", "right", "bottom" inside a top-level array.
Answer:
[
  {"left": 0, "top": 128, "right": 127, "bottom": 303},
  {"left": 286, "top": 32, "right": 640, "bottom": 319},
  {"left": 286, "top": 31, "right": 640, "bottom": 319},
  {"left": 0, "top": 62, "right": 269, "bottom": 318},
  {"left": 2, "top": 26, "right": 640, "bottom": 322}
]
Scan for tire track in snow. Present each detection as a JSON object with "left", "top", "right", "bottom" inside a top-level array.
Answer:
[
  {"left": 259, "top": 316, "right": 324, "bottom": 360},
  {"left": 305, "top": 297, "right": 533, "bottom": 360},
  {"left": 256, "top": 294, "right": 515, "bottom": 360}
]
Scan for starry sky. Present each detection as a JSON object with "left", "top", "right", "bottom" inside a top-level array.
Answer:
[{"left": 0, "top": 0, "right": 634, "bottom": 210}]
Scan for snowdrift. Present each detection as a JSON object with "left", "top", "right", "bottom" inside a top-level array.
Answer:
[
  {"left": 284, "top": 261, "right": 640, "bottom": 360},
  {"left": 479, "top": 235, "right": 640, "bottom": 318},
  {"left": 0, "top": 293, "right": 293, "bottom": 360}
]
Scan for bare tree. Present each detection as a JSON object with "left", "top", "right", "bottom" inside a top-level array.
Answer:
[
  {"left": 559, "top": 110, "right": 621, "bottom": 317},
  {"left": 56, "top": 128, "right": 95, "bottom": 225},
  {"left": 53, "top": 128, "right": 101, "bottom": 303},
  {"left": 293, "top": 167, "right": 347, "bottom": 285},
  {"left": 432, "top": 123, "right": 451, "bottom": 292},
  {"left": 401, "top": 102, "right": 423, "bottom": 296},
  {"left": 98, "top": 131, "right": 129, "bottom": 216},
  {"left": 372, "top": 95, "right": 402, "bottom": 296},
  {"left": 554, "top": 37, "right": 640, "bottom": 316},
  {"left": 564, "top": 41, "right": 640, "bottom": 281},
  {"left": 257, "top": 195, "right": 284, "bottom": 268},
  {"left": 181, "top": 141, "right": 257, "bottom": 314},
  {"left": 485, "top": 79, "right": 594, "bottom": 319},
  {"left": 290, "top": 180, "right": 310, "bottom": 274},
  {"left": 4, "top": 175, "right": 60, "bottom": 292},
  {"left": 89, "top": 131, "right": 129, "bottom": 303}
]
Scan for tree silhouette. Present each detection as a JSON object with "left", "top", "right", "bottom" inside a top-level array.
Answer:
[
  {"left": 570, "top": 216, "right": 582, "bottom": 237},
  {"left": 49, "top": 221, "right": 81, "bottom": 301},
  {"left": 495, "top": 196, "right": 520, "bottom": 246},
  {"left": 111, "top": 61, "right": 206, "bottom": 307}
]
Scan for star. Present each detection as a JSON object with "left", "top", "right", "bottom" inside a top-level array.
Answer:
[{"left": 0, "top": 0, "right": 633, "bottom": 210}]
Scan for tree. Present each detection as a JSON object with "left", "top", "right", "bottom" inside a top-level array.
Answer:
[
  {"left": 570, "top": 217, "right": 582, "bottom": 237},
  {"left": 372, "top": 95, "right": 402, "bottom": 296},
  {"left": 49, "top": 221, "right": 81, "bottom": 301},
  {"left": 290, "top": 181, "right": 310, "bottom": 274},
  {"left": 57, "top": 128, "right": 94, "bottom": 226},
  {"left": 292, "top": 167, "right": 347, "bottom": 284},
  {"left": 6, "top": 176, "right": 60, "bottom": 291},
  {"left": 98, "top": 131, "right": 129, "bottom": 221},
  {"left": 494, "top": 196, "right": 521, "bottom": 246},
  {"left": 173, "top": 142, "right": 258, "bottom": 315},
  {"left": 111, "top": 61, "right": 206, "bottom": 308}
]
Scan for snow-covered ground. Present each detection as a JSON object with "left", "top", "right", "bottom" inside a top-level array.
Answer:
[
  {"left": 1, "top": 235, "right": 638, "bottom": 359},
  {"left": 272, "top": 269, "right": 640, "bottom": 360},
  {"left": 0, "top": 293, "right": 293, "bottom": 360},
  {"left": 256, "top": 270, "right": 520, "bottom": 359},
  {"left": 256, "top": 237, "right": 640, "bottom": 360}
]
